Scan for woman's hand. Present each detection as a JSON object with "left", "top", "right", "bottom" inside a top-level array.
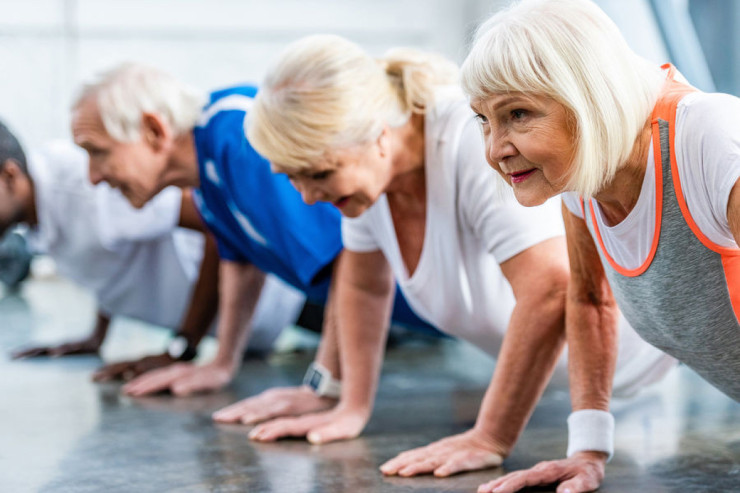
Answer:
[
  {"left": 247, "top": 405, "right": 370, "bottom": 444},
  {"left": 212, "top": 385, "right": 337, "bottom": 424},
  {"left": 477, "top": 451, "right": 606, "bottom": 493},
  {"left": 380, "top": 428, "right": 505, "bottom": 477}
]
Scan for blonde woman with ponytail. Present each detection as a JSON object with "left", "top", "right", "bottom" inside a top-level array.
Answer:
[{"left": 244, "top": 34, "right": 675, "bottom": 480}]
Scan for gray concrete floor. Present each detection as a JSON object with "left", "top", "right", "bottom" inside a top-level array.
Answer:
[{"left": 1, "top": 276, "right": 739, "bottom": 493}]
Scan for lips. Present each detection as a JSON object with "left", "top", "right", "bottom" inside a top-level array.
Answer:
[
  {"left": 333, "top": 196, "right": 350, "bottom": 209},
  {"left": 509, "top": 169, "right": 536, "bottom": 184}
]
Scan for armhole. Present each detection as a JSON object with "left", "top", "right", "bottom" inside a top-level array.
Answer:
[
  {"left": 668, "top": 96, "right": 740, "bottom": 257},
  {"left": 585, "top": 121, "right": 664, "bottom": 278}
]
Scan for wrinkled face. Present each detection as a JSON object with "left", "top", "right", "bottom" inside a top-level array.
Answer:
[
  {"left": 276, "top": 138, "right": 393, "bottom": 218},
  {"left": 71, "top": 96, "right": 170, "bottom": 208},
  {"left": 470, "top": 92, "right": 576, "bottom": 206}
]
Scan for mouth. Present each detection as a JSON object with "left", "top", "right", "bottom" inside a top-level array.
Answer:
[
  {"left": 333, "top": 196, "right": 351, "bottom": 209},
  {"left": 508, "top": 169, "right": 536, "bottom": 184}
]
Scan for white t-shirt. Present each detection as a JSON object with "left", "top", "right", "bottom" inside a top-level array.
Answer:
[
  {"left": 563, "top": 92, "right": 740, "bottom": 268},
  {"left": 27, "top": 141, "right": 306, "bottom": 341},
  {"left": 343, "top": 95, "right": 676, "bottom": 396},
  {"left": 28, "top": 141, "right": 202, "bottom": 328}
]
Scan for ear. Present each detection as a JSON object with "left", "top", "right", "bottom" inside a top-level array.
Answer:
[
  {"left": 141, "top": 112, "right": 171, "bottom": 152},
  {"left": 0, "top": 159, "right": 28, "bottom": 193},
  {"left": 376, "top": 125, "right": 392, "bottom": 158},
  {"left": 1, "top": 159, "right": 23, "bottom": 182}
]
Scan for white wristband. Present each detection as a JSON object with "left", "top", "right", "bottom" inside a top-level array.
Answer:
[{"left": 566, "top": 409, "right": 615, "bottom": 461}]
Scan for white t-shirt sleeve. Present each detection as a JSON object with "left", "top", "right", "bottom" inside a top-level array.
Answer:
[
  {"left": 96, "top": 185, "right": 182, "bottom": 249},
  {"left": 457, "top": 119, "right": 565, "bottom": 263},
  {"left": 676, "top": 92, "right": 740, "bottom": 246},
  {"left": 341, "top": 209, "right": 381, "bottom": 253},
  {"left": 561, "top": 192, "right": 585, "bottom": 219}
]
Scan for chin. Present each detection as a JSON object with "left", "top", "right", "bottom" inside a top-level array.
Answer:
[
  {"left": 123, "top": 191, "right": 149, "bottom": 209},
  {"left": 338, "top": 206, "right": 365, "bottom": 218},
  {"left": 512, "top": 189, "right": 552, "bottom": 208}
]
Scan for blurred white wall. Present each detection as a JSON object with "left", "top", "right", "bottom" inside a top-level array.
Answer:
[
  {"left": 0, "top": 0, "right": 507, "bottom": 150},
  {"left": 0, "top": 0, "right": 682, "bottom": 152}
]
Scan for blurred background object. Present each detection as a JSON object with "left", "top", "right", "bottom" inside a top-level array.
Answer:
[
  {"left": 0, "top": 0, "right": 736, "bottom": 151},
  {"left": 0, "top": 229, "right": 32, "bottom": 290}
]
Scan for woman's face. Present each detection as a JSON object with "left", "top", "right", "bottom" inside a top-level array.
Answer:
[
  {"left": 276, "top": 137, "right": 393, "bottom": 218},
  {"left": 470, "top": 93, "right": 576, "bottom": 206}
]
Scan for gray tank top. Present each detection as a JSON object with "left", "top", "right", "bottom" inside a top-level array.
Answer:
[{"left": 583, "top": 77, "right": 740, "bottom": 402}]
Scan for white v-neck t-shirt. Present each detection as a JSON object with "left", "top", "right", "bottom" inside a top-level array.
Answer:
[{"left": 343, "top": 94, "right": 677, "bottom": 396}]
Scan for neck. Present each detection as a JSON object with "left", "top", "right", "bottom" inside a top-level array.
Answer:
[
  {"left": 592, "top": 123, "right": 653, "bottom": 226},
  {"left": 161, "top": 130, "right": 200, "bottom": 189},
  {"left": 22, "top": 178, "right": 38, "bottom": 227},
  {"left": 386, "top": 113, "right": 426, "bottom": 198}
]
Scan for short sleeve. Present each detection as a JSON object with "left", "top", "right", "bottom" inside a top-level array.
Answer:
[
  {"left": 676, "top": 92, "right": 740, "bottom": 245},
  {"left": 342, "top": 200, "right": 386, "bottom": 253},
  {"left": 341, "top": 210, "right": 380, "bottom": 253},
  {"left": 561, "top": 192, "right": 585, "bottom": 219},
  {"left": 457, "top": 119, "right": 565, "bottom": 263}
]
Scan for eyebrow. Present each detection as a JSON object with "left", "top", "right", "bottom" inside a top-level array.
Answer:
[{"left": 490, "top": 95, "right": 531, "bottom": 111}]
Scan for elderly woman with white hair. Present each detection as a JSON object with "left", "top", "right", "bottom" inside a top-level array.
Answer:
[
  {"left": 245, "top": 33, "right": 677, "bottom": 479},
  {"left": 462, "top": 0, "right": 740, "bottom": 491}
]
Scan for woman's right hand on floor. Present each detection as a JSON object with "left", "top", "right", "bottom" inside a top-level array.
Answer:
[
  {"left": 380, "top": 428, "right": 505, "bottom": 478},
  {"left": 246, "top": 405, "right": 370, "bottom": 445},
  {"left": 212, "top": 385, "right": 337, "bottom": 425}
]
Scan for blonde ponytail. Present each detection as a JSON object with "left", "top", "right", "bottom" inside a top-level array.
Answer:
[{"left": 382, "top": 48, "right": 459, "bottom": 115}]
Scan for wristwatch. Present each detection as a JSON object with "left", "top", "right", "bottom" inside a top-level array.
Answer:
[
  {"left": 303, "top": 362, "right": 342, "bottom": 398},
  {"left": 166, "top": 334, "right": 198, "bottom": 362}
]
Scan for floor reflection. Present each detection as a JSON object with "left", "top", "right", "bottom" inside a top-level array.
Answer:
[{"left": 1, "top": 277, "right": 738, "bottom": 492}]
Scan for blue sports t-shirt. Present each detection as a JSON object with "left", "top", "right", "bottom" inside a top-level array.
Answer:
[
  {"left": 192, "top": 86, "right": 439, "bottom": 332},
  {"left": 192, "top": 86, "right": 341, "bottom": 302}
]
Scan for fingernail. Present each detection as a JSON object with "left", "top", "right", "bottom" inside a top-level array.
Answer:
[{"left": 307, "top": 432, "right": 321, "bottom": 444}]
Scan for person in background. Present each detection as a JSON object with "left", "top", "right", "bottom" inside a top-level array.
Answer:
[
  {"left": 70, "top": 64, "right": 434, "bottom": 409},
  {"left": 461, "top": 0, "right": 740, "bottom": 491},
  {"left": 1, "top": 120, "right": 302, "bottom": 384},
  {"left": 0, "top": 229, "right": 32, "bottom": 291}
]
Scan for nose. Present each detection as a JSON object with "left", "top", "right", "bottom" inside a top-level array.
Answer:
[
  {"left": 290, "top": 178, "right": 322, "bottom": 205},
  {"left": 88, "top": 161, "right": 105, "bottom": 185},
  {"left": 485, "top": 126, "right": 517, "bottom": 167}
]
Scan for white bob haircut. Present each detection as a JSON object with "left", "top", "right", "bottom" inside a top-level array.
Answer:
[
  {"left": 462, "top": 0, "right": 666, "bottom": 197},
  {"left": 247, "top": 34, "right": 459, "bottom": 171},
  {"left": 73, "top": 62, "right": 204, "bottom": 142}
]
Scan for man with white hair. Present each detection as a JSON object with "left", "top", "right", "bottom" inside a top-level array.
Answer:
[
  {"left": 70, "top": 63, "right": 433, "bottom": 403},
  {"left": 2, "top": 120, "right": 303, "bottom": 383}
]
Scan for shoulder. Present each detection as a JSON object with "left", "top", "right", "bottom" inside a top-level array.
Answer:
[
  {"left": 677, "top": 91, "right": 740, "bottom": 134},
  {"left": 197, "top": 85, "right": 258, "bottom": 128},
  {"left": 30, "top": 140, "right": 90, "bottom": 192},
  {"left": 195, "top": 85, "right": 266, "bottom": 176}
]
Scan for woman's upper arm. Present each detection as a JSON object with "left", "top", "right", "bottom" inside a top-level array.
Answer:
[
  {"left": 728, "top": 178, "right": 740, "bottom": 246},
  {"left": 338, "top": 249, "right": 394, "bottom": 296},
  {"left": 562, "top": 202, "right": 612, "bottom": 305},
  {"left": 498, "top": 236, "right": 569, "bottom": 300}
]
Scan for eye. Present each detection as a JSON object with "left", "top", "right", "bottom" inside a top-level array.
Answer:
[
  {"left": 87, "top": 147, "right": 106, "bottom": 157},
  {"left": 474, "top": 113, "right": 489, "bottom": 125},
  {"left": 310, "top": 170, "right": 332, "bottom": 180},
  {"left": 511, "top": 109, "right": 527, "bottom": 120}
]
